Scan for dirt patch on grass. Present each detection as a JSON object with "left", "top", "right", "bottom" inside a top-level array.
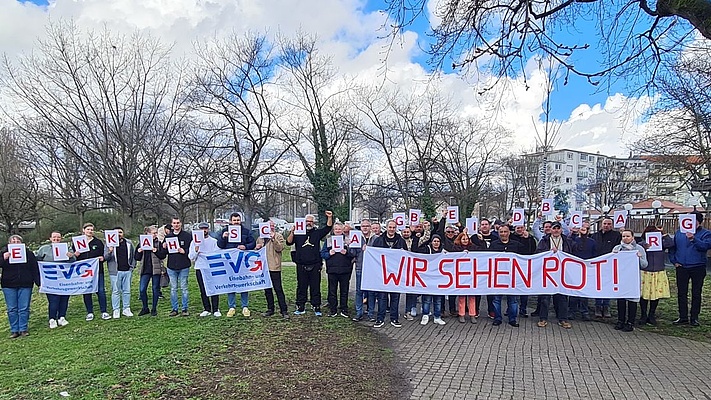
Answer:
[{"left": 155, "top": 318, "right": 411, "bottom": 399}]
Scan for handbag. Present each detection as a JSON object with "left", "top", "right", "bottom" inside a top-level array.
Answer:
[{"left": 160, "top": 273, "right": 170, "bottom": 288}]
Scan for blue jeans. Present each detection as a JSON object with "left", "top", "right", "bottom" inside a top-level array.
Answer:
[
  {"left": 3, "top": 287, "right": 32, "bottom": 333},
  {"left": 493, "top": 295, "right": 519, "bottom": 323},
  {"left": 354, "top": 268, "right": 363, "bottom": 318},
  {"left": 167, "top": 268, "right": 190, "bottom": 311},
  {"left": 569, "top": 297, "right": 590, "bottom": 318},
  {"left": 595, "top": 298, "right": 610, "bottom": 307},
  {"left": 519, "top": 295, "right": 529, "bottom": 315},
  {"left": 377, "top": 292, "right": 400, "bottom": 322},
  {"left": 47, "top": 294, "right": 69, "bottom": 320},
  {"left": 227, "top": 292, "right": 249, "bottom": 309},
  {"left": 422, "top": 295, "right": 442, "bottom": 318},
  {"left": 405, "top": 294, "right": 419, "bottom": 315},
  {"left": 83, "top": 271, "right": 107, "bottom": 314},
  {"left": 110, "top": 270, "right": 132, "bottom": 311},
  {"left": 367, "top": 291, "right": 379, "bottom": 320},
  {"left": 139, "top": 274, "right": 161, "bottom": 311}
]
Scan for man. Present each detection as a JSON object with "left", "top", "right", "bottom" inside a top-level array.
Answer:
[
  {"left": 592, "top": 217, "right": 622, "bottom": 318},
  {"left": 535, "top": 221, "right": 573, "bottom": 329},
  {"left": 370, "top": 220, "right": 406, "bottom": 328},
  {"left": 75, "top": 223, "right": 110, "bottom": 321},
  {"left": 371, "top": 222, "right": 382, "bottom": 237},
  {"left": 669, "top": 211, "right": 711, "bottom": 326},
  {"left": 256, "top": 220, "right": 289, "bottom": 319},
  {"left": 471, "top": 218, "right": 499, "bottom": 318},
  {"left": 511, "top": 224, "right": 537, "bottom": 317},
  {"left": 401, "top": 226, "right": 421, "bottom": 321},
  {"left": 321, "top": 223, "right": 355, "bottom": 317},
  {"left": 104, "top": 227, "right": 135, "bottom": 319},
  {"left": 349, "top": 218, "right": 375, "bottom": 321},
  {"left": 217, "top": 212, "right": 256, "bottom": 317},
  {"left": 489, "top": 225, "right": 525, "bottom": 327},
  {"left": 532, "top": 215, "right": 553, "bottom": 241},
  {"left": 163, "top": 217, "right": 192, "bottom": 316},
  {"left": 286, "top": 210, "right": 333, "bottom": 316},
  {"left": 189, "top": 222, "right": 221, "bottom": 317}
]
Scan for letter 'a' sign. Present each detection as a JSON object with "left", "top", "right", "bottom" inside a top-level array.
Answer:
[
  {"left": 165, "top": 237, "right": 179, "bottom": 254},
  {"left": 409, "top": 209, "right": 421, "bottom": 226},
  {"left": 511, "top": 209, "right": 525, "bottom": 227},
  {"left": 541, "top": 199, "right": 554, "bottom": 215},
  {"left": 105, "top": 230, "right": 119, "bottom": 248},
  {"left": 228, "top": 225, "right": 242, "bottom": 243},
  {"left": 8, "top": 243, "right": 26, "bottom": 264},
  {"left": 613, "top": 211, "right": 627, "bottom": 228},
  {"left": 331, "top": 235, "right": 344, "bottom": 252},
  {"left": 259, "top": 223, "right": 271, "bottom": 239},
  {"left": 52, "top": 243, "right": 69, "bottom": 261},
  {"left": 72, "top": 235, "right": 89, "bottom": 254},
  {"left": 139, "top": 235, "right": 153, "bottom": 251},
  {"left": 393, "top": 212, "right": 406, "bottom": 230},
  {"left": 294, "top": 218, "right": 306, "bottom": 235},
  {"left": 446, "top": 206, "right": 459, "bottom": 224},
  {"left": 569, "top": 211, "right": 583, "bottom": 228},
  {"left": 680, "top": 214, "right": 696, "bottom": 233},
  {"left": 645, "top": 232, "right": 662, "bottom": 251},
  {"left": 349, "top": 230, "right": 363, "bottom": 248}
]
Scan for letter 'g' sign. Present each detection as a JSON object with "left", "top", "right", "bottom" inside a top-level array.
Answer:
[
  {"left": 393, "top": 212, "right": 406, "bottom": 230},
  {"left": 679, "top": 214, "right": 696, "bottom": 234}
]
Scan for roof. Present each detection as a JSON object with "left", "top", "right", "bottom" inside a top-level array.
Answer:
[{"left": 630, "top": 198, "right": 703, "bottom": 213}]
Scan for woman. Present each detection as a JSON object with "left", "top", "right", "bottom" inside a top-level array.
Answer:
[
  {"left": 452, "top": 232, "right": 479, "bottom": 323},
  {"left": 638, "top": 225, "right": 672, "bottom": 325},
  {"left": 134, "top": 226, "right": 166, "bottom": 317},
  {"left": 612, "top": 229, "right": 648, "bottom": 332},
  {"left": 36, "top": 231, "right": 75, "bottom": 328},
  {"left": 320, "top": 223, "right": 355, "bottom": 317},
  {"left": 418, "top": 235, "right": 446, "bottom": 326},
  {"left": 1, "top": 235, "right": 40, "bottom": 338}
]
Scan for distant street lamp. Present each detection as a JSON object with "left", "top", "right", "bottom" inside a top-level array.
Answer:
[
  {"left": 602, "top": 205, "right": 611, "bottom": 217},
  {"left": 652, "top": 200, "right": 662, "bottom": 225}
]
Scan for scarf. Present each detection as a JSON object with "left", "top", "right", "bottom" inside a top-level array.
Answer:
[{"left": 619, "top": 242, "right": 636, "bottom": 251}]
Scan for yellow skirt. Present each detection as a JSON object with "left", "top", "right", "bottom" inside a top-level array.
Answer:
[{"left": 640, "top": 270, "right": 670, "bottom": 300}]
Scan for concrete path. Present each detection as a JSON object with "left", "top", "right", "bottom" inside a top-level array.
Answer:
[{"left": 367, "top": 304, "right": 711, "bottom": 400}]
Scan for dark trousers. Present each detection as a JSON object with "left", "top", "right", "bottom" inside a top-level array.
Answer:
[
  {"left": 377, "top": 292, "right": 400, "bottom": 322},
  {"left": 296, "top": 264, "right": 322, "bottom": 310},
  {"left": 196, "top": 269, "right": 219, "bottom": 312},
  {"left": 617, "top": 299, "right": 638, "bottom": 324},
  {"left": 538, "top": 294, "right": 569, "bottom": 322},
  {"left": 327, "top": 272, "right": 351, "bottom": 313},
  {"left": 448, "top": 296, "right": 457, "bottom": 314},
  {"left": 139, "top": 274, "right": 161, "bottom": 311},
  {"left": 83, "top": 271, "right": 107, "bottom": 314},
  {"left": 519, "top": 295, "right": 529, "bottom": 314},
  {"left": 676, "top": 266, "right": 706, "bottom": 320},
  {"left": 264, "top": 271, "right": 288, "bottom": 314},
  {"left": 640, "top": 299, "right": 659, "bottom": 320},
  {"left": 47, "top": 294, "right": 69, "bottom": 320}
]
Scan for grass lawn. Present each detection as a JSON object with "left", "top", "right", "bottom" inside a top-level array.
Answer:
[{"left": 0, "top": 267, "right": 406, "bottom": 400}]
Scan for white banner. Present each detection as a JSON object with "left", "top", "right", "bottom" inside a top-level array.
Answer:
[
  {"left": 195, "top": 248, "right": 273, "bottom": 296},
  {"left": 39, "top": 257, "right": 100, "bottom": 295},
  {"left": 362, "top": 247, "right": 640, "bottom": 298}
]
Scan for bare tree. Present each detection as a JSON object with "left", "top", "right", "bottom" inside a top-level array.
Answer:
[{"left": 0, "top": 128, "right": 41, "bottom": 234}]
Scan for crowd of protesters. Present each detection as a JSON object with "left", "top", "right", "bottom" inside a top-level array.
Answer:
[{"left": 1, "top": 209, "right": 710, "bottom": 338}]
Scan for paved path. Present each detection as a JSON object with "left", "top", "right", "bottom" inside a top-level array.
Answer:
[{"left": 365, "top": 301, "right": 711, "bottom": 400}]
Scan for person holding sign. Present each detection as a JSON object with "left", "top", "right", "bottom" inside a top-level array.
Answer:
[
  {"left": 535, "top": 222, "right": 573, "bottom": 329},
  {"left": 567, "top": 226, "right": 597, "bottom": 321},
  {"left": 189, "top": 222, "right": 222, "bottom": 317},
  {"left": 163, "top": 217, "right": 192, "bottom": 317},
  {"left": 286, "top": 210, "right": 334, "bottom": 316},
  {"left": 669, "top": 211, "right": 711, "bottom": 327},
  {"left": 638, "top": 225, "right": 672, "bottom": 325},
  {"left": 36, "top": 231, "right": 76, "bottom": 329},
  {"left": 612, "top": 229, "right": 648, "bottom": 332},
  {"left": 370, "top": 220, "right": 407, "bottom": 328},
  {"left": 1, "top": 235, "right": 39, "bottom": 338},
  {"left": 592, "top": 217, "right": 622, "bottom": 319},
  {"left": 255, "top": 220, "right": 289, "bottom": 319},
  {"left": 321, "top": 223, "right": 355, "bottom": 317},
  {"left": 417, "top": 234, "right": 446, "bottom": 326},
  {"left": 217, "top": 212, "right": 256, "bottom": 318},
  {"left": 134, "top": 227, "right": 167, "bottom": 317},
  {"left": 348, "top": 218, "right": 376, "bottom": 322},
  {"left": 75, "top": 223, "right": 110, "bottom": 321},
  {"left": 104, "top": 227, "right": 136, "bottom": 319},
  {"left": 452, "top": 232, "right": 480, "bottom": 324}
]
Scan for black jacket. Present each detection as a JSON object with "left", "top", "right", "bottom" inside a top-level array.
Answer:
[
  {"left": 320, "top": 236, "right": 355, "bottom": 274},
  {"left": 371, "top": 233, "right": 407, "bottom": 250},
  {"left": 0, "top": 248, "right": 40, "bottom": 288},
  {"left": 592, "top": 230, "right": 622, "bottom": 256},
  {"left": 511, "top": 234, "right": 537, "bottom": 255},
  {"left": 287, "top": 225, "right": 332, "bottom": 266},
  {"left": 471, "top": 231, "right": 500, "bottom": 249},
  {"left": 489, "top": 239, "right": 526, "bottom": 254},
  {"left": 536, "top": 235, "right": 572, "bottom": 253},
  {"left": 75, "top": 237, "right": 105, "bottom": 272},
  {"left": 165, "top": 230, "right": 192, "bottom": 270},
  {"left": 217, "top": 225, "right": 256, "bottom": 250}
]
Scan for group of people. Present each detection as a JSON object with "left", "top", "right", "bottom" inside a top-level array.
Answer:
[{"left": 1, "top": 208, "right": 709, "bottom": 338}]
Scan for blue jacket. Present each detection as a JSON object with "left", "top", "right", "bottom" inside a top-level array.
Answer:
[
  {"left": 217, "top": 225, "right": 256, "bottom": 250},
  {"left": 669, "top": 227, "right": 711, "bottom": 268}
]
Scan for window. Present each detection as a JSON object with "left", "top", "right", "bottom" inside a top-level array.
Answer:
[
  {"left": 567, "top": 152, "right": 573, "bottom": 159},
  {"left": 566, "top": 165, "right": 573, "bottom": 172},
  {"left": 554, "top": 176, "right": 561, "bottom": 183},
  {"left": 554, "top": 164, "right": 561, "bottom": 170},
  {"left": 565, "top": 177, "right": 572, "bottom": 184},
  {"left": 590, "top": 156, "right": 595, "bottom": 162},
  {"left": 580, "top": 154, "right": 587, "bottom": 161}
]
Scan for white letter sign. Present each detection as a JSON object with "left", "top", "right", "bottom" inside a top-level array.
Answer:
[
  {"left": 541, "top": 199, "right": 554, "bottom": 215},
  {"left": 680, "top": 214, "right": 696, "bottom": 234},
  {"left": 72, "top": 235, "right": 89, "bottom": 254},
  {"left": 104, "top": 230, "right": 119, "bottom": 248},
  {"left": 165, "top": 237, "right": 180, "bottom": 254},
  {"left": 466, "top": 217, "right": 479, "bottom": 234},
  {"left": 569, "top": 211, "right": 583, "bottom": 228},
  {"left": 259, "top": 223, "right": 271, "bottom": 239},
  {"left": 409, "top": 209, "right": 421, "bottom": 226},
  {"left": 191, "top": 230, "right": 204, "bottom": 245},
  {"left": 228, "top": 225, "right": 242, "bottom": 243},
  {"left": 393, "top": 212, "right": 406, "bottom": 230},
  {"left": 613, "top": 211, "right": 627, "bottom": 228},
  {"left": 331, "top": 235, "right": 344, "bottom": 252},
  {"left": 8, "top": 244, "right": 26, "bottom": 264},
  {"left": 511, "top": 208, "right": 525, "bottom": 227},
  {"left": 446, "top": 206, "right": 459, "bottom": 224},
  {"left": 52, "top": 243, "right": 69, "bottom": 261},
  {"left": 294, "top": 218, "right": 306, "bottom": 235},
  {"left": 139, "top": 235, "right": 154, "bottom": 251},
  {"left": 349, "top": 230, "right": 363, "bottom": 248},
  {"left": 645, "top": 232, "right": 663, "bottom": 252}
]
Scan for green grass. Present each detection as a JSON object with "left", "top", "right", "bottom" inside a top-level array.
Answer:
[{"left": 0, "top": 266, "right": 403, "bottom": 400}]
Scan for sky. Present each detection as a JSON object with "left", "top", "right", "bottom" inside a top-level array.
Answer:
[{"left": 0, "top": 0, "right": 668, "bottom": 157}]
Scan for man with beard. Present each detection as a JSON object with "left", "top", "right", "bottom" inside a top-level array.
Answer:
[
  {"left": 535, "top": 221, "right": 573, "bottom": 329},
  {"left": 349, "top": 218, "right": 376, "bottom": 321},
  {"left": 401, "top": 226, "right": 421, "bottom": 320},
  {"left": 489, "top": 225, "right": 525, "bottom": 327},
  {"left": 471, "top": 218, "right": 499, "bottom": 318},
  {"left": 592, "top": 217, "right": 621, "bottom": 318},
  {"left": 370, "top": 220, "right": 407, "bottom": 328},
  {"left": 286, "top": 211, "right": 333, "bottom": 316},
  {"left": 511, "top": 224, "right": 537, "bottom": 317},
  {"left": 217, "top": 212, "right": 256, "bottom": 318}
]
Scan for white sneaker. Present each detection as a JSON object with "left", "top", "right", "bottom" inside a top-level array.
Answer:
[
  {"left": 101, "top": 312, "right": 111, "bottom": 320},
  {"left": 242, "top": 307, "right": 251, "bottom": 317},
  {"left": 411, "top": 307, "right": 418, "bottom": 317},
  {"left": 58, "top": 317, "right": 69, "bottom": 327},
  {"left": 420, "top": 315, "right": 430, "bottom": 325},
  {"left": 199, "top": 311, "right": 211, "bottom": 317},
  {"left": 434, "top": 317, "right": 446, "bottom": 325},
  {"left": 113, "top": 310, "right": 120, "bottom": 319},
  {"left": 86, "top": 313, "right": 94, "bottom": 321},
  {"left": 49, "top": 319, "right": 58, "bottom": 329},
  {"left": 226, "top": 308, "right": 236, "bottom": 317},
  {"left": 213, "top": 310, "right": 222, "bottom": 317},
  {"left": 122, "top": 308, "right": 134, "bottom": 317}
]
